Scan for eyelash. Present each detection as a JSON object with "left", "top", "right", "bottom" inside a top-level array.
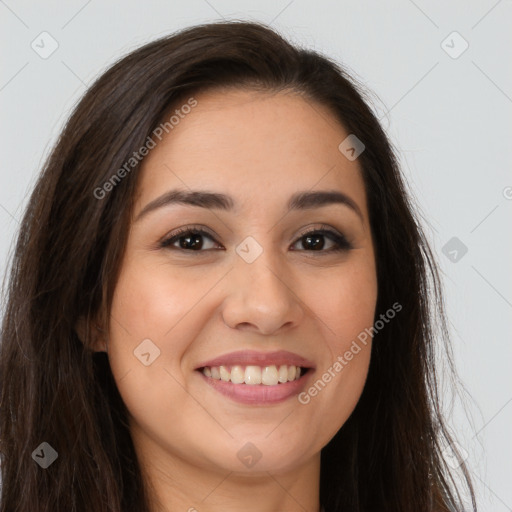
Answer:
[{"left": 159, "top": 224, "right": 353, "bottom": 254}]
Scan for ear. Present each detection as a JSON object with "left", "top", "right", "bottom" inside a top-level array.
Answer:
[{"left": 75, "top": 315, "right": 108, "bottom": 353}]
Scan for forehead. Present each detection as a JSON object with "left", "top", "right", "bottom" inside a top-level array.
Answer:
[{"left": 134, "top": 88, "right": 369, "bottom": 220}]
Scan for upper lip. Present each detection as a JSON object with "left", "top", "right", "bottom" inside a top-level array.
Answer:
[{"left": 195, "top": 350, "right": 315, "bottom": 370}]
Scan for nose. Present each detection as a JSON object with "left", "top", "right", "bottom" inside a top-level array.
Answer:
[{"left": 220, "top": 247, "right": 304, "bottom": 336}]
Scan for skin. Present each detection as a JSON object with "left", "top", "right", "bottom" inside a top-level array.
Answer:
[{"left": 93, "top": 88, "right": 378, "bottom": 512}]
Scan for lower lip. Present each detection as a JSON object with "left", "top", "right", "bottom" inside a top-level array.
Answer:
[{"left": 197, "top": 370, "right": 312, "bottom": 405}]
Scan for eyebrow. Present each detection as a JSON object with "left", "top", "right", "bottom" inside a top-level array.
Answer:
[{"left": 134, "top": 188, "right": 364, "bottom": 222}]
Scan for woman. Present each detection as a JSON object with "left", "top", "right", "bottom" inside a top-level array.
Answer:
[{"left": 0, "top": 20, "right": 477, "bottom": 512}]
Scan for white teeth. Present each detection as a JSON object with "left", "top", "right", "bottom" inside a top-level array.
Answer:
[
  {"left": 202, "top": 364, "right": 304, "bottom": 385},
  {"left": 261, "top": 365, "right": 278, "bottom": 386},
  {"left": 230, "top": 365, "right": 245, "bottom": 384},
  {"left": 219, "top": 365, "right": 230, "bottom": 382},
  {"left": 278, "top": 364, "right": 289, "bottom": 383},
  {"left": 244, "top": 365, "right": 261, "bottom": 385}
]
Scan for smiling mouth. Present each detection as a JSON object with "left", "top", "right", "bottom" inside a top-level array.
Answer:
[{"left": 197, "top": 364, "right": 311, "bottom": 386}]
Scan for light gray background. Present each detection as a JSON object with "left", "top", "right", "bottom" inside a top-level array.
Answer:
[{"left": 1, "top": 1, "right": 511, "bottom": 510}]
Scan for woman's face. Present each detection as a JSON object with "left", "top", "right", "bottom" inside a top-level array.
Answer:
[{"left": 104, "top": 88, "right": 378, "bottom": 476}]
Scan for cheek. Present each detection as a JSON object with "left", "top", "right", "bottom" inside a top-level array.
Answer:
[
  {"left": 105, "top": 254, "right": 228, "bottom": 400},
  {"left": 108, "top": 254, "right": 216, "bottom": 350},
  {"left": 294, "top": 256, "right": 377, "bottom": 434},
  {"left": 300, "top": 255, "right": 378, "bottom": 350},
  {"left": 105, "top": 257, "right": 192, "bottom": 396},
  {"left": 105, "top": 259, "right": 208, "bottom": 444}
]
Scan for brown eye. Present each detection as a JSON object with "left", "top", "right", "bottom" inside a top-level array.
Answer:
[
  {"left": 160, "top": 228, "right": 221, "bottom": 251},
  {"left": 291, "top": 228, "right": 352, "bottom": 253}
]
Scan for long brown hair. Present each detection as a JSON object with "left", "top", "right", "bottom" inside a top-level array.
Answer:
[{"left": 0, "top": 20, "right": 476, "bottom": 511}]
